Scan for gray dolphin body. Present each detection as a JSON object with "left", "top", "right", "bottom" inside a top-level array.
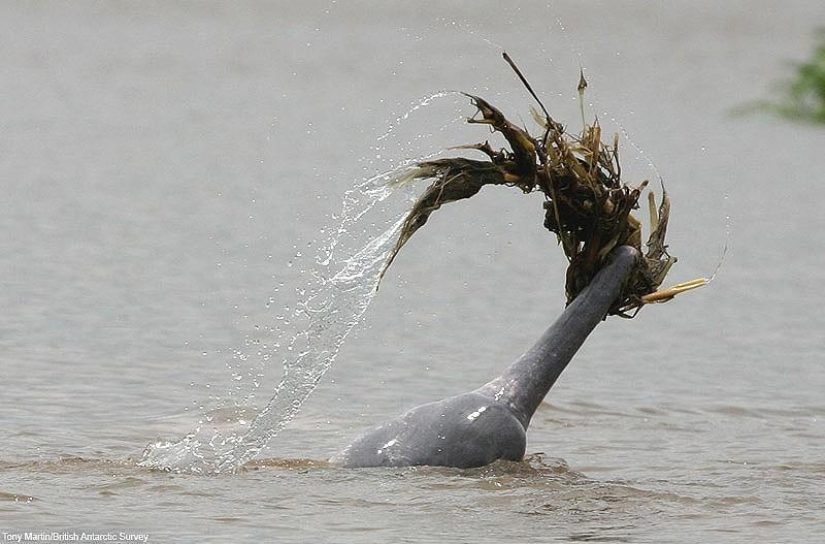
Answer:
[{"left": 331, "top": 246, "right": 639, "bottom": 468}]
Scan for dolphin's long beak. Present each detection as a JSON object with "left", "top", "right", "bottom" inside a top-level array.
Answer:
[{"left": 479, "top": 245, "right": 640, "bottom": 428}]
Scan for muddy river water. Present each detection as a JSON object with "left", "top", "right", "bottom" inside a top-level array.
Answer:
[{"left": 2, "top": 1, "right": 824, "bottom": 542}]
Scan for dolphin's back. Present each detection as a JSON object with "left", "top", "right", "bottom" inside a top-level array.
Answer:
[{"left": 331, "top": 391, "right": 526, "bottom": 469}]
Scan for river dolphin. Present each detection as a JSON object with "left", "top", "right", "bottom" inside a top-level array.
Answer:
[{"left": 331, "top": 246, "right": 639, "bottom": 468}]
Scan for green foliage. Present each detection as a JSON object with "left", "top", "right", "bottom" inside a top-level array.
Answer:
[
  {"left": 784, "top": 29, "right": 825, "bottom": 122},
  {"left": 742, "top": 29, "right": 825, "bottom": 123}
]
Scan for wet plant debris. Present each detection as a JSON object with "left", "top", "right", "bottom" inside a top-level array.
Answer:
[{"left": 381, "top": 53, "right": 706, "bottom": 316}]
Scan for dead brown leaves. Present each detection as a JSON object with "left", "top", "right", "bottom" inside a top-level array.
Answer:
[{"left": 378, "top": 54, "right": 689, "bottom": 316}]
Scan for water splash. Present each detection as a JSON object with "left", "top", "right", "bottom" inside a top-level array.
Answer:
[
  {"left": 707, "top": 193, "right": 731, "bottom": 284},
  {"left": 139, "top": 166, "right": 421, "bottom": 474}
]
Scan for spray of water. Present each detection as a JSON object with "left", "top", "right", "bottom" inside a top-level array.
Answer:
[
  {"left": 138, "top": 168, "right": 420, "bottom": 473},
  {"left": 707, "top": 194, "right": 731, "bottom": 284},
  {"left": 138, "top": 91, "right": 467, "bottom": 474}
]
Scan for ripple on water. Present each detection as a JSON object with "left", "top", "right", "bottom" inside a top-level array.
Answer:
[{"left": 0, "top": 491, "right": 38, "bottom": 503}]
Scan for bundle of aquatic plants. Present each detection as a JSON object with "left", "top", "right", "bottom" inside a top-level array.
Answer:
[{"left": 380, "top": 53, "right": 705, "bottom": 316}]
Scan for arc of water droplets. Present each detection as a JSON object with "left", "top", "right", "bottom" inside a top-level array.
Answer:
[
  {"left": 138, "top": 168, "right": 417, "bottom": 473},
  {"left": 139, "top": 92, "right": 466, "bottom": 474},
  {"left": 377, "top": 90, "right": 463, "bottom": 142},
  {"left": 706, "top": 194, "right": 731, "bottom": 284}
]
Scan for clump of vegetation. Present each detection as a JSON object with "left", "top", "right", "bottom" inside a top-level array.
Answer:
[
  {"left": 743, "top": 29, "right": 825, "bottom": 123},
  {"left": 379, "top": 53, "right": 705, "bottom": 316}
]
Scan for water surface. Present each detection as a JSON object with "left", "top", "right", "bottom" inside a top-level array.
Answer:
[{"left": 2, "top": 1, "right": 824, "bottom": 542}]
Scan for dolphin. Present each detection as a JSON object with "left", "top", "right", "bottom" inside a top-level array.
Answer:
[{"left": 331, "top": 245, "right": 639, "bottom": 468}]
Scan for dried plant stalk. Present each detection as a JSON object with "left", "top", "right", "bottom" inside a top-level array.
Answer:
[{"left": 380, "top": 53, "right": 703, "bottom": 316}]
